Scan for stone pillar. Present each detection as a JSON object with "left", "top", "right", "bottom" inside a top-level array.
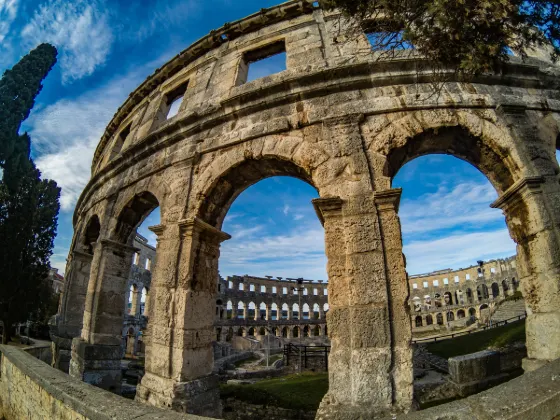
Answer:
[
  {"left": 131, "top": 287, "right": 141, "bottom": 316},
  {"left": 70, "top": 239, "right": 138, "bottom": 393},
  {"left": 374, "top": 188, "right": 413, "bottom": 412},
  {"left": 52, "top": 249, "right": 93, "bottom": 372},
  {"left": 143, "top": 289, "right": 150, "bottom": 317},
  {"left": 136, "top": 218, "right": 230, "bottom": 418},
  {"left": 492, "top": 176, "right": 560, "bottom": 371},
  {"left": 287, "top": 308, "right": 293, "bottom": 320},
  {"left": 265, "top": 305, "right": 271, "bottom": 321},
  {"left": 314, "top": 194, "right": 412, "bottom": 419}
]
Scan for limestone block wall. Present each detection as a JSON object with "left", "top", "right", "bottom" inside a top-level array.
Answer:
[
  {"left": 61, "top": 0, "right": 560, "bottom": 416},
  {"left": 0, "top": 345, "right": 210, "bottom": 420}
]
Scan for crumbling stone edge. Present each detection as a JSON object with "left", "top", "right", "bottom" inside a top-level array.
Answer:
[{"left": 0, "top": 345, "right": 211, "bottom": 420}]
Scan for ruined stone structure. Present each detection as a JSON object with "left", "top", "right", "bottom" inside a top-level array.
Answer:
[
  {"left": 120, "top": 236, "right": 329, "bottom": 359},
  {"left": 409, "top": 257, "right": 519, "bottom": 331},
  {"left": 53, "top": 0, "right": 560, "bottom": 418},
  {"left": 122, "top": 234, "right": 154, "bottom": 357},
  {"left": 215, "top": 275, "right": 329, "bottom": 343}
]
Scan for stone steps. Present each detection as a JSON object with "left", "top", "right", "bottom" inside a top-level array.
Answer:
[{"left": 490, "top": 299, "right": 526, "bottom": 323}]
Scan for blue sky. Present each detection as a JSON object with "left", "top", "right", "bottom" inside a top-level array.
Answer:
[{"left": 1, "top": 0, "right": 556, "bottom": 279}]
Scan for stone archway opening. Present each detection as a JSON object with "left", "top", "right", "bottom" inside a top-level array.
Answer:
[
  {"left": 71, "top": 192, "right": 160, "bottom": 395},
  {"left": 388, "top": 127, "right": 524, "bottom": 404},
  {"left": 390, "top": 132, "right": 517, "bottom": 317}
]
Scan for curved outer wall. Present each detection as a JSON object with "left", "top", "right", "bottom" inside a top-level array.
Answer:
[{"left": 54, "top": 1, "right": 560, "bottom": 419}]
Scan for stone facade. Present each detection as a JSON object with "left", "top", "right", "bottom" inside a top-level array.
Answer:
[
  {"left": 122, "top": 235, "right": 154, "bottom": 357},
  {"left": 215, "top": 275, "right": 329, "bottom": 345},
  {"left": 54, "top": 0, "right": 560, "bottom": 418},
  {"left": 409, "top": 257, "right": 519, "bottom": 331},
  {"left": 120, "top": 238, "right": 330, "bottom": 359}
]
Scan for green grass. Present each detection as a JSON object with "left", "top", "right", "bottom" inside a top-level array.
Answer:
[
  {"left": 426, "top": 321, "right": 526, "bottom": 359},
  {"left": 220, "top": 372, "right": 328, "bottom": 410}
]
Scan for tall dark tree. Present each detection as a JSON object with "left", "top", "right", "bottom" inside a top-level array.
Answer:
[
  {"left": 323, "top": 0, "right": 560, "bottom": 79},
  {"left": 0, "top": 44, "right": 60, "bottom": 344}
]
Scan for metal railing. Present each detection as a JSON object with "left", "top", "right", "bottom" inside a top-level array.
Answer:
[
  {"left": 283, "top": 343, "right": 330, "bottom": 370},
  {"left": 412, "top": 313, "right": 526, "bottom": 344}
]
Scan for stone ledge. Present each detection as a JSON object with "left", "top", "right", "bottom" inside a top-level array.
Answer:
[
  {"left": 399, "top": 357, "right": 560, "bottom": 420},
  {"left": 0, "top": 345, "right": 211, "bottom": 420}
]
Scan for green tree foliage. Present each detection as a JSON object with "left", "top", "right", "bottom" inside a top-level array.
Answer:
[
  {"left": 0, "top": 44, "right": 60, "bottom": 344},
  {"left": 323, "top": 0, "right": 560, "bottom": 78}
]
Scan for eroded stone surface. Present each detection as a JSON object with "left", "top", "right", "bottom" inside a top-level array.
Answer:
[{"left": 53, "top": 0, "right": 560, "bottom": 418}]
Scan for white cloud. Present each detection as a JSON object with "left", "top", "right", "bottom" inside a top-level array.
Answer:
[
  {"left": 294, "top": 214, "right": 305, "bottom": 221},
  {"left": 400, "top": 181, "right": 503, "bottom": 237},
  {"left": 283, "top": 204, "right": 290, "bottom": 216},
  {"left": 220, "top": 222, "right": 328, "bottom": 281},
  {"left": 27, "top": 64, "right": 157, "bottom": 211},
  {"left": 404, "top": 229, "right": 516, "bottom": 275},
  {"left": 21, "top": 0, "right": 113, "bottom": 84},
  {"left": 0, "top": 0, "right": 18, "bottom": 43}
]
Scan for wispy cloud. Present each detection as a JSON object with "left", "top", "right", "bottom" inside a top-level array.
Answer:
[
  {"left": 27, "top": 62, "right": 164, "bottom": 210},
  {"left": 21, "top": 0, "right": 113, "bottom": 84},
  {"left": 0, "top": 0, "right": 18, "bottom": 44},
  {"left": 220, "top": 222, "right": 327, "bottom": 281},
  {"left": 403, "top": 229, "right": 515, "bottom": 275},
  {"left": 282, "top": 204, "right": 290, "bottom": 216},
  {"left": 400, "top": 181, "right": 503, "bottom": 237}
]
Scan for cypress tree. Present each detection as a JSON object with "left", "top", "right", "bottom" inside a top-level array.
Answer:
[
  {"left": 0, "top": 43, "right": 57, "bottom": 171},
  {"left": 0, "top": 44, "right": 61, "bottom": 344}
]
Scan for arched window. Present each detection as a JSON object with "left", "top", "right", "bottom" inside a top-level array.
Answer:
[
  {"left": 302, "top": 303, "right": 310, "bottom": 319},
  {"left": 292, "top": 303, "right": 299, "bottom": 320}
]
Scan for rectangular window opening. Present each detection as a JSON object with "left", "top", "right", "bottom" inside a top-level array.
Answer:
[
  {"left": 165, "top": 81, "right": 189, "bottom": 120},
  {"left": 110, "top": 123, "right": 132, "bottom": 161},
  {"left": 238, "top": 41, "right": 287, "bottom": 85},
  {"left": 363, "top": 20, "right": 413, "bottom": 51},
  {"left": 145, "top": 258, "right": 151, "bottom": 271}
]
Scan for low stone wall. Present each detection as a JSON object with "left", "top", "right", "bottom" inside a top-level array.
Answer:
[
  {"left": 0, "top": 345, "right": 210, "bottom": 420},
  {"left": 226, "top": 367, "right": 286, "bottom": 380},
  {"left": 401, "top": 357, "right": 560, "bottom": 420},
  {"left": 222, "top": 398, "right": 315, "bottom": 420},
  {"left": 214, "top": 351, "right": 253, "bottom": 373},
  {"left": 22, "top": 344, "right": 52, "bottom": 365}
]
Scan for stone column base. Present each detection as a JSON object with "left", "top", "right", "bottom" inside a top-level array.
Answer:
[
  {"left": 50, "top": 335, "right": 73, "bottom": 373},
  {"left": 522, "top": 357, "right": 552, "bottom": 372},
  {"left": 69, "top": 338, "right": 122, "bottom": 394},
  {"left": 136, "top": 372, "right": 222, "bottom": 418}
]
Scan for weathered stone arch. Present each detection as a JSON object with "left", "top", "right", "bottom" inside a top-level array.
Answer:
[
  {"left": 192, "top": 150, "right": 321, "bottom": 229},
  {"left": 365, "top": 109, "right": 523, "bottom": 193},
  {"left": 111, "top": 191, "right": 160, "bottom": 244}
]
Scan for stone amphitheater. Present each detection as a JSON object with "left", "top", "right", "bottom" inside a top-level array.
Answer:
[{"left": 3, "top": 0, "right": 560, "bottom": 419}]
